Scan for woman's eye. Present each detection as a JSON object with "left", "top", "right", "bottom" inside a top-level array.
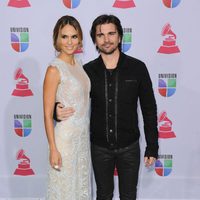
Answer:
[{"left": 61, "top": 35, "right": 67, "bottom": 39}]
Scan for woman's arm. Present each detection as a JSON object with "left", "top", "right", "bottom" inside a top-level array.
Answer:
[{"left": 43, "top": 66, "right": 62, "bottom": 169}]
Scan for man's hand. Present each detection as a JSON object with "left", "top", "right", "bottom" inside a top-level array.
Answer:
[
  {"left": 56, "top": 103, "right": 75, "bottom": 121},
  {"left": 144, "top": 156, "right": 156, "bottom": 168}
]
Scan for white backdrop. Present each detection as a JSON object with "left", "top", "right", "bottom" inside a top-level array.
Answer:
[{"left": 0, "top": 0, "right": 200, "bottom": 199}]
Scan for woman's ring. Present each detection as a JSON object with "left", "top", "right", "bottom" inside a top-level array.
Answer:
[{"left": 54, "top": 165, "right": 59, "bottom": 169}]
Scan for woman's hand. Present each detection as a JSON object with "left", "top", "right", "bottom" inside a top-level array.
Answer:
[{"left": 50, "top": 148, "right": 62, "bottom": 170}]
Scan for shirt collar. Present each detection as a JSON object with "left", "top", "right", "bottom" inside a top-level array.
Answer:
[{"left": 97, "top": 52, "right": 126, "bottom": 70}]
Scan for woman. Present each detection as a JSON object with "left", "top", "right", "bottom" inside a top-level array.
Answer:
[{"left": 43, "top": 15, "right": 91, "bottom": 199}]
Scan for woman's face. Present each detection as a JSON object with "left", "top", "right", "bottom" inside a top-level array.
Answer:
[{"left": 57, "top": 24, "right": 80, "bottom": 55}]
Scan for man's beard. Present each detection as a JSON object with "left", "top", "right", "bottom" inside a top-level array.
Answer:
[{"left": 98, "top": 43, "right": 119, "bottom": 55}]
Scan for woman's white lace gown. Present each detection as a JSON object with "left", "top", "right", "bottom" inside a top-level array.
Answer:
[{"left": 47, "top": 58, "right": 91, "bottom": 200}]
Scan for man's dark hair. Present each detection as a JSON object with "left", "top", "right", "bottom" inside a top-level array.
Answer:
[{"left": 90, "top": 14, "right": 123, "bottom": 51}]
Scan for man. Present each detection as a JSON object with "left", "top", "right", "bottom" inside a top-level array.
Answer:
[{"left": 55, "top": 14, "right": 158, "bottom": 200}]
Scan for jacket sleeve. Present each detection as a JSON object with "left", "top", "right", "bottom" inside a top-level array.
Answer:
[
  {"left": 138, "top": 62, "right": 159, "bottom": 158},
  {"left": 53, "top": 102, "right": 61, "bottom": 122}
]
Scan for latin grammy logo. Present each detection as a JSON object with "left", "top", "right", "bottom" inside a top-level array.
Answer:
[
  {"left": 8, "top": 0, "right": 30, "bottom": 8},
  {"left": 158, "top": 23, "right": 180, "bottom": 54},
  {"left": 14, "top": 149, "right": 35, "bottom": 176},
  {"left": 113, "top": 0, "right": 136, "bottom": 8},
  {"left": 74, "top": 47, "right": 83, "bottom": 54},
  {"left": 114, "top": 167, "right": 118, "bottom": 176},
  {"left": 158, "top": 111, "right": 176, "bottom": 138},
  {"left": 12, "top": 68, "right": 33, "bottom": 97}
]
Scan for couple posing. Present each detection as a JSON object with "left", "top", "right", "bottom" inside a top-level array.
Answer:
[{"left": 43, "top": 14, "right": 158, "bottom": 200}]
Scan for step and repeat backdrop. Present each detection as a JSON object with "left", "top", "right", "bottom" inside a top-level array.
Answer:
[{"left": 0, "top": 0, "right": 200, "bottom": 199}]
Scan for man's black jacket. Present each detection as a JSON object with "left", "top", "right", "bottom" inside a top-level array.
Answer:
[{"left": 83, "top": 52, "right": 158, "bottom": 158}]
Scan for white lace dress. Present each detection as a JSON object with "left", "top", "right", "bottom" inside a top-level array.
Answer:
[{"left": 47, "top": 58, "right": 91, "bottom": 200}]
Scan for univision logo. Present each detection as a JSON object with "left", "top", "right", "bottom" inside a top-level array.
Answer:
[
  {"left": 162, "top": 0, "right": 181, "bottom": 8},
  {"left": 10, "top": 27, "right": 29, "bottom": 52},
  {"left": 63, "top": 0, "right": 81, "bottom": 9},
  {"left": 122, "top": 28, "right": 132, "bottom": 52},
  {"left": 158, "top": 73, "right": 176, "bottom": 97},
  {"left": 155, "top": 154, "right": 173, "bottom": 176},
  {"left": 14, "top": 114, "right": 32, "bottom": 137}
]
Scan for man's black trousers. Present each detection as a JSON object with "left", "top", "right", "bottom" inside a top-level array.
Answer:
[{"left": 91, "top": 140, "right": 140, "bottom": 200}]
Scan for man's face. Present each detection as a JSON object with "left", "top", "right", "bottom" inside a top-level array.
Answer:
[{"left": 95, "top": 23, "right": 121, "bottom": 55}]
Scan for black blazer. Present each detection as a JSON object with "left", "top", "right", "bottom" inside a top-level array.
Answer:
[{"left": 84, "top": 52, "right": 158, "bottom": 158}]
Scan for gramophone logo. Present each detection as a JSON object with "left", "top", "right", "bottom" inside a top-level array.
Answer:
[
  {"left": 8, "top": 0, "right": 31, "bottom": 8},
  {"left": 113, "top": 0, "right": 136, "bottom": 8},
  {"left": 122, "top": 28, "right": 132, "bottom": 52},
  {"left": 162, "top": 0, "right": 181, "bottom": 8},
  {"left": 12, "top": 67, "right": 33, "bottom": 97},
  {"left": 158, "top": 23, "right": 180, "bottom": 54},
  {"left": 14, "top": 114, "right": 32, "bottom": 137},
  {"left": 10, "top": 27, "right": 29, "bottom": 52},
  {"left": 114, "top": 167, "right": 118, "bottom": 176},
  {"left": 155, "top": 154, "right": 173, "bottom": 176},
  {"left": 74, "top": 47, "right": 83, "bottom": 54},
  {"left": 63, "top": 0, "right": 81, "bottom": 8},
  {"left": 158, "top": 73, "right": 176, "bottom": 97},
  {"left": 14, "top": 149, "right": 35, "bottom": 176},
  {"left": 158, "top": 111, "right": 176, "bottom": 139}
]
